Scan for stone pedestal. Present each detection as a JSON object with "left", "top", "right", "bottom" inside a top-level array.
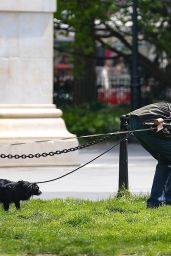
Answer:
[{"left": 0, "top": 0, "right": 79, "bottom": 166}]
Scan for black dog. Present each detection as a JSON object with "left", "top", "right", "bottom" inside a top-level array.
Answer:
[{"left": 0, "top": 179, "right": 42, "bottom": 211}]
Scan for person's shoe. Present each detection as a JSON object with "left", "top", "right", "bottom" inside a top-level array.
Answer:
[
  {"left": 147, "top": 200, "right": 164, "bottom": 209},
  {"left": 147, "top": 202, "right": 159, "bottom": 209}
]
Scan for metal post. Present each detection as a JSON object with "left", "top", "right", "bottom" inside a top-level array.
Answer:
[
  {"left": 118, "top": 115, "right": 129, "bottom": 191},
  {"left": 131, "top": 0, "right": 141, "bottom": 110}
]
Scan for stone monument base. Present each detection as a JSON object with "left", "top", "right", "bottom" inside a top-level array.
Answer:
[{"left": 0, "top": 104, "right": 79, "bottom": 167}]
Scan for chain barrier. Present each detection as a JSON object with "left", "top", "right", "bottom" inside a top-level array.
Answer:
[
  {"left": 0, "top": 127, "right": 156, "bottom": 160},
  {"left": 0, "top": 117, "right": 166, "bottom": 184},
  {"left": 0, "top": 134, "right": 111, "bottom": 160}
]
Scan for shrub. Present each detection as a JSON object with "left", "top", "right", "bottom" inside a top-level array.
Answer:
[{"left": 62, "top": 102, "right": 130, "bottom": 137}]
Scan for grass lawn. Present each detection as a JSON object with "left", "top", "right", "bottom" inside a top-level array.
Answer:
[{"left": 0, "top": 194, "right": 171, "bottom": 256}]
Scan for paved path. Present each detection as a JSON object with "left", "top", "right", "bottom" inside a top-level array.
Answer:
[{"left": 0, "top": 142, "right": 157, "bottom": 200}]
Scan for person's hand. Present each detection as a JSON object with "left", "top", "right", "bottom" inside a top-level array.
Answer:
[{"left": 153, "top": 118, "right": 164, "bottom": 132}]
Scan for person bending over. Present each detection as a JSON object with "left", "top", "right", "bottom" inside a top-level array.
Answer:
[{"left": 127, "top": 102, "right": 171, "bottom": 208}]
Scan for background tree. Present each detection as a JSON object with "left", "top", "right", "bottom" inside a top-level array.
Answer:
[
  {"left": 55, "top": 0, "right": 171, "bottom": 104},
  {"left": 55, "top": 0, "right": 113, "bottom": 104}
]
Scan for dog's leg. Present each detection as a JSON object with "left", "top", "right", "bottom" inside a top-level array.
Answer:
[
  {"left": 15, "top": 201, "right": 20, "bottom": 210},
  {"left": 3, "top": 202, "right": 9, "bottom": 211}
]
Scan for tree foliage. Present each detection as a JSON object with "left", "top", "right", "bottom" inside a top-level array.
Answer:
[{"left": 55, "top": 0, "right": 171, "bottom": 104}]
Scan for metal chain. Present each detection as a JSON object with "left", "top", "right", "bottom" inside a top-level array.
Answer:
[
  {"left": 0, "top": 135, "right": 111, "bottom": 160},
  {"left": 0, "top": 127, "right": 155, "bottom": 160}
]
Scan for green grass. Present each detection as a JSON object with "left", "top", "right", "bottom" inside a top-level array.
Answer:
[{"left": 0, "top": 195, "right": 171, "bottom": 256}]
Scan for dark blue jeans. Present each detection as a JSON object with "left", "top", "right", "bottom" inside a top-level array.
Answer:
[{"left": 129, "top": 115, "right": 171, "bottom": 204}]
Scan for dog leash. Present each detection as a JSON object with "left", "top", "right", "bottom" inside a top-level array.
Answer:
[
  {"left": 34, "top": 125, "right": 162, "bottom": 184},
  {"left": 35, "top": 139, "right": 123, "bottom": 184},
  {"left": 34, "top": 126, "right": 156, "bottom": 184}
]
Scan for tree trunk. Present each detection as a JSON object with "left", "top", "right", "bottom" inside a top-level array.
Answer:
[
  {"left": 73, "top": 55, "right": 96, "bottom": 105},
  {"left": 73, "top": 17, "right": 96, "bottom": 105}
]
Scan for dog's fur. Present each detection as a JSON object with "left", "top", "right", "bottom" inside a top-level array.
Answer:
[{"left": 0, "top": 179, "right": 41, "bottom": 211}]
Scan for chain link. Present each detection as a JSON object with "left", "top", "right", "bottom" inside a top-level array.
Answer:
[{"left": 0, "top": 135, "right": 111, "bottom": 160}]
